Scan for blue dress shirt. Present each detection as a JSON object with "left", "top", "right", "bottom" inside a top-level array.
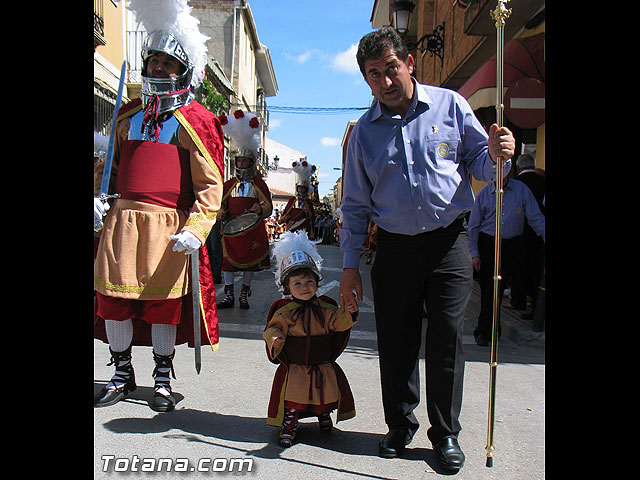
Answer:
[
  {"left": 467, "top": 179, "right": 545, "bottom": 259},
  {"left": 340, "top": 79, "right": 511, "bottom": 268}
]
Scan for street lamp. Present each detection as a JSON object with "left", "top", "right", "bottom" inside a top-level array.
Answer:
[
  {"left": 391, "top": 0, "right": 415, "bottom": 35},
  {"left": 391, "top": 0, "right": 446, "bottom": 68},
  {"left": 267, "top": 154, "right": 280, "bottom": 171}
]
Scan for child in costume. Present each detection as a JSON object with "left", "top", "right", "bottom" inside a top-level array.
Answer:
[{"left": 264, "top": 230, "right": 358, "bottom": 447}]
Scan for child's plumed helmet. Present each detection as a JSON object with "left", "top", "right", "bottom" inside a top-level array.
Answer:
[{"left": 272, "top": 230, "right": 322, "bottom": 294}]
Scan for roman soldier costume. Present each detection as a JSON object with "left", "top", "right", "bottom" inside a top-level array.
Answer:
[
  {"left": 216, "top": 110, "right": 273, "bottom": 309},
  {"left": 93, "top": 0, "right": 223, "bottom": 412},
  {"left": 279, "top": 161, "right": 316, "bottom": 239}
]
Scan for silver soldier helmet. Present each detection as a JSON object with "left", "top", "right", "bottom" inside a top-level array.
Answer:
[
  {"left": 279, "top": 250, "right": 322, "bottom": 294},
  {"left": 234, "top": 154, "right": 256, "bottom": 182},
  {"left": 140, "top": 31, "right": 195, "bottom": 115},
  {"left": 292, "top": 161, "right": 315, "bottom": 200},
  {"left": 272, "top": 230, "right": 323, "bottom": 294},
  {"left": 221, "top": 111, "right": 261, "bottom": 182}
]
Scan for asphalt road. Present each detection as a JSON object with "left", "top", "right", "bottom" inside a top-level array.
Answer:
[{"left": 94, "top": 242, "right": 545, "bottom": 479}]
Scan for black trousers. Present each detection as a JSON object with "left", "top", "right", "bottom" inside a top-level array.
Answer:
[
  {"left": 205, "top": 221, "right": 222, "bottom": 281},
  {"left": 371, "top": 217, "right": 472, "bottom": 444},
  {"left": 474, "top": 232, "right": 521, "bottom": 338}
]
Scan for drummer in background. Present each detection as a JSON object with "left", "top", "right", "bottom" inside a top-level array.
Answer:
[
  {"left": 279, "top": 161, "right": 316, "bottom": 240},
  {"left": 217, "top": 110, "right": 273, "bottom": 309}
]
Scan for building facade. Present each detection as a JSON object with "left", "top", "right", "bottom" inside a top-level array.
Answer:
[
  {"left": 191, "top": 0, "right": 278, "bottom": 179},
  {"left": 369, "top": 0, "right": 545, "bottom": 194}
]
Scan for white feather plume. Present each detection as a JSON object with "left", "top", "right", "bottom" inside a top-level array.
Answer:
[
  {"left": 221, "top": 111, "right": 261, "bottom": 157},
  {"left": 127, "top": 0, "right": 209, "bottom": 87},
  {"left": 272, "top": 230, "right": 323, "bottom": 291},
  {"left": 292, "top": 160, "right": 315, "bottom": 188}
]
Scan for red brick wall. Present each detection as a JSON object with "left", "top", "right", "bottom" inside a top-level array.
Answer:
[{"left": 413, "top": 0, "right": 483, "bottom": 88}]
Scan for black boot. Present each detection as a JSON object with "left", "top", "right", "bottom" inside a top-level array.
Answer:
[
  {"left": 239, "top": 284, "right": 251, "bottom": 309},
  {"left": 217, "top": 284, "right": 234, "bottom": 309},
  {"left": 150, "top": 350, "right": 176, "bottom": 412},
  {"left": 94, "top": 346, "right": 136, "bottom": 407}
]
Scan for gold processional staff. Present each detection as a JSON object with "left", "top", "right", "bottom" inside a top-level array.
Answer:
[{"left": 485, "top": 0, "right": 512, "bottom": 469}]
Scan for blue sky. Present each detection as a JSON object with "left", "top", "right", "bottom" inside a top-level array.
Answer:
[{"left": 248, "top": 0, "right": 377, "bottom": 197}]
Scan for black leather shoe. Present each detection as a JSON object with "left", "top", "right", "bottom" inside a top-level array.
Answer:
[
  {"left": 150, "top": 392, "right": 176, "bottom": 412},
  {"left": 94, "top": 346, "right": 136, "bottom": 408},
  {"left": 433, "top": 436, "right": 465, "bottom": 471},
  {"left": 94, "top": 380, "right": 136, "bottom": 408},
  {"left": 378, "top": 428, "right": 414, "bottom": 458},
  {"left": 475, "top": 333, "right": 489, "bottom": 346}
]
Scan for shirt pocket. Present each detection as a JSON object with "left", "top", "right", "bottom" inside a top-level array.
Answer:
[{"left": 425, "top": 135, "right": 460, "bottom": 170}]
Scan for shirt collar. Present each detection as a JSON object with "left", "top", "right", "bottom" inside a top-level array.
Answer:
[{"left": 370, "top": 77, "right": 432, "bottom": 122}]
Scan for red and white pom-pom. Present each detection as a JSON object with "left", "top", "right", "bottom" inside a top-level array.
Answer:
[
  {"left": 292, "top": 160, "right": 316, "bottom": 191},
  {"left": 221, "top": 109, "right": 260, "bottom": 155}
]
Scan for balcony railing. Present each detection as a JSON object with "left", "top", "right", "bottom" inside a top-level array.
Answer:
[
  {"left": 127, "top": 30, "right": 146, "bottom": 83},
  {"left": 94, "top": 0, "right": 105, "bottom": 47}
]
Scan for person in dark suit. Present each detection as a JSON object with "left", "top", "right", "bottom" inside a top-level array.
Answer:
[{"left": 510, "top": 153, "right": 545, "bottom": 314}]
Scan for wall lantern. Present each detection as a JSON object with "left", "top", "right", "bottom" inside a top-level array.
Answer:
[
  {"left": 391, "top": 0, "right": 446, "bottom": 68},
  {"left": 391, "top": 0, "right": 415, "bottom": 35},
  {"left": 268, "top": 154, "right": 280, "bottom": 171}
]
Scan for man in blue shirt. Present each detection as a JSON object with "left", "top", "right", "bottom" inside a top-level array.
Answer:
[
  {"left": 468, "top": 176, "right": 545, "bottom": 346},
  {"left": 339, "top": 27, "right": 515, "bottom": 472}
]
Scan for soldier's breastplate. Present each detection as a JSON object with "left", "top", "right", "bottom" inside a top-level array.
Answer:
[
  {"left": 115, "top": 110, "right": 194, "bottom": 209},
  {"left": 227, "top": 182, "right": 257, "bottom": 217},
  {"left": 128, "top": 109, "right": 182, "bottom": 145}
]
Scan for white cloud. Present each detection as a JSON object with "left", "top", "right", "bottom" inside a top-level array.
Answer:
[
  {"left": 331, "top": 44, "right": 359, "bottom": 75},
  {"left": 269, "top": 118, "right": 283, "bottom": 129},
  {"left": 321, "top": 137, "right": 340, "bottom": 147},
  {"left": 296, "top": 50, "right": 312, "bottom": 64}
]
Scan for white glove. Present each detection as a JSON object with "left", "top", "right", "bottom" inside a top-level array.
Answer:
[
  {"left": 94, "top": 197, "right": 110, "bottom": 231},
  {"left": 170, "top": 231, "right": 201, "bottom": 255}
]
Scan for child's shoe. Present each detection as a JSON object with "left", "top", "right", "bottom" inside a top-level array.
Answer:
[
  {"left": 279, "top": 408, "right": 299, "bottom": 447},
  {"left": 318, "top": 413, "right": 333, "bottom": 432}
]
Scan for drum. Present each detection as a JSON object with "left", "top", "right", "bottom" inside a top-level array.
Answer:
[
  {"left": 288, "top": 217, "right": 307, "bottom": 232},
  {"left": 222, "top": 212, "right": 261, "bottom": 237}
]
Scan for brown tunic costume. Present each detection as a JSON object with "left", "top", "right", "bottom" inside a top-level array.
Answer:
[{"left": 264, "top": 296, "right": 357, "bottom": 426}]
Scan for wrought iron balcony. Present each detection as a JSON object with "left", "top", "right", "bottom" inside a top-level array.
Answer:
[{"left": 94, "top": 0, "right": 105, "bottom": 47}]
